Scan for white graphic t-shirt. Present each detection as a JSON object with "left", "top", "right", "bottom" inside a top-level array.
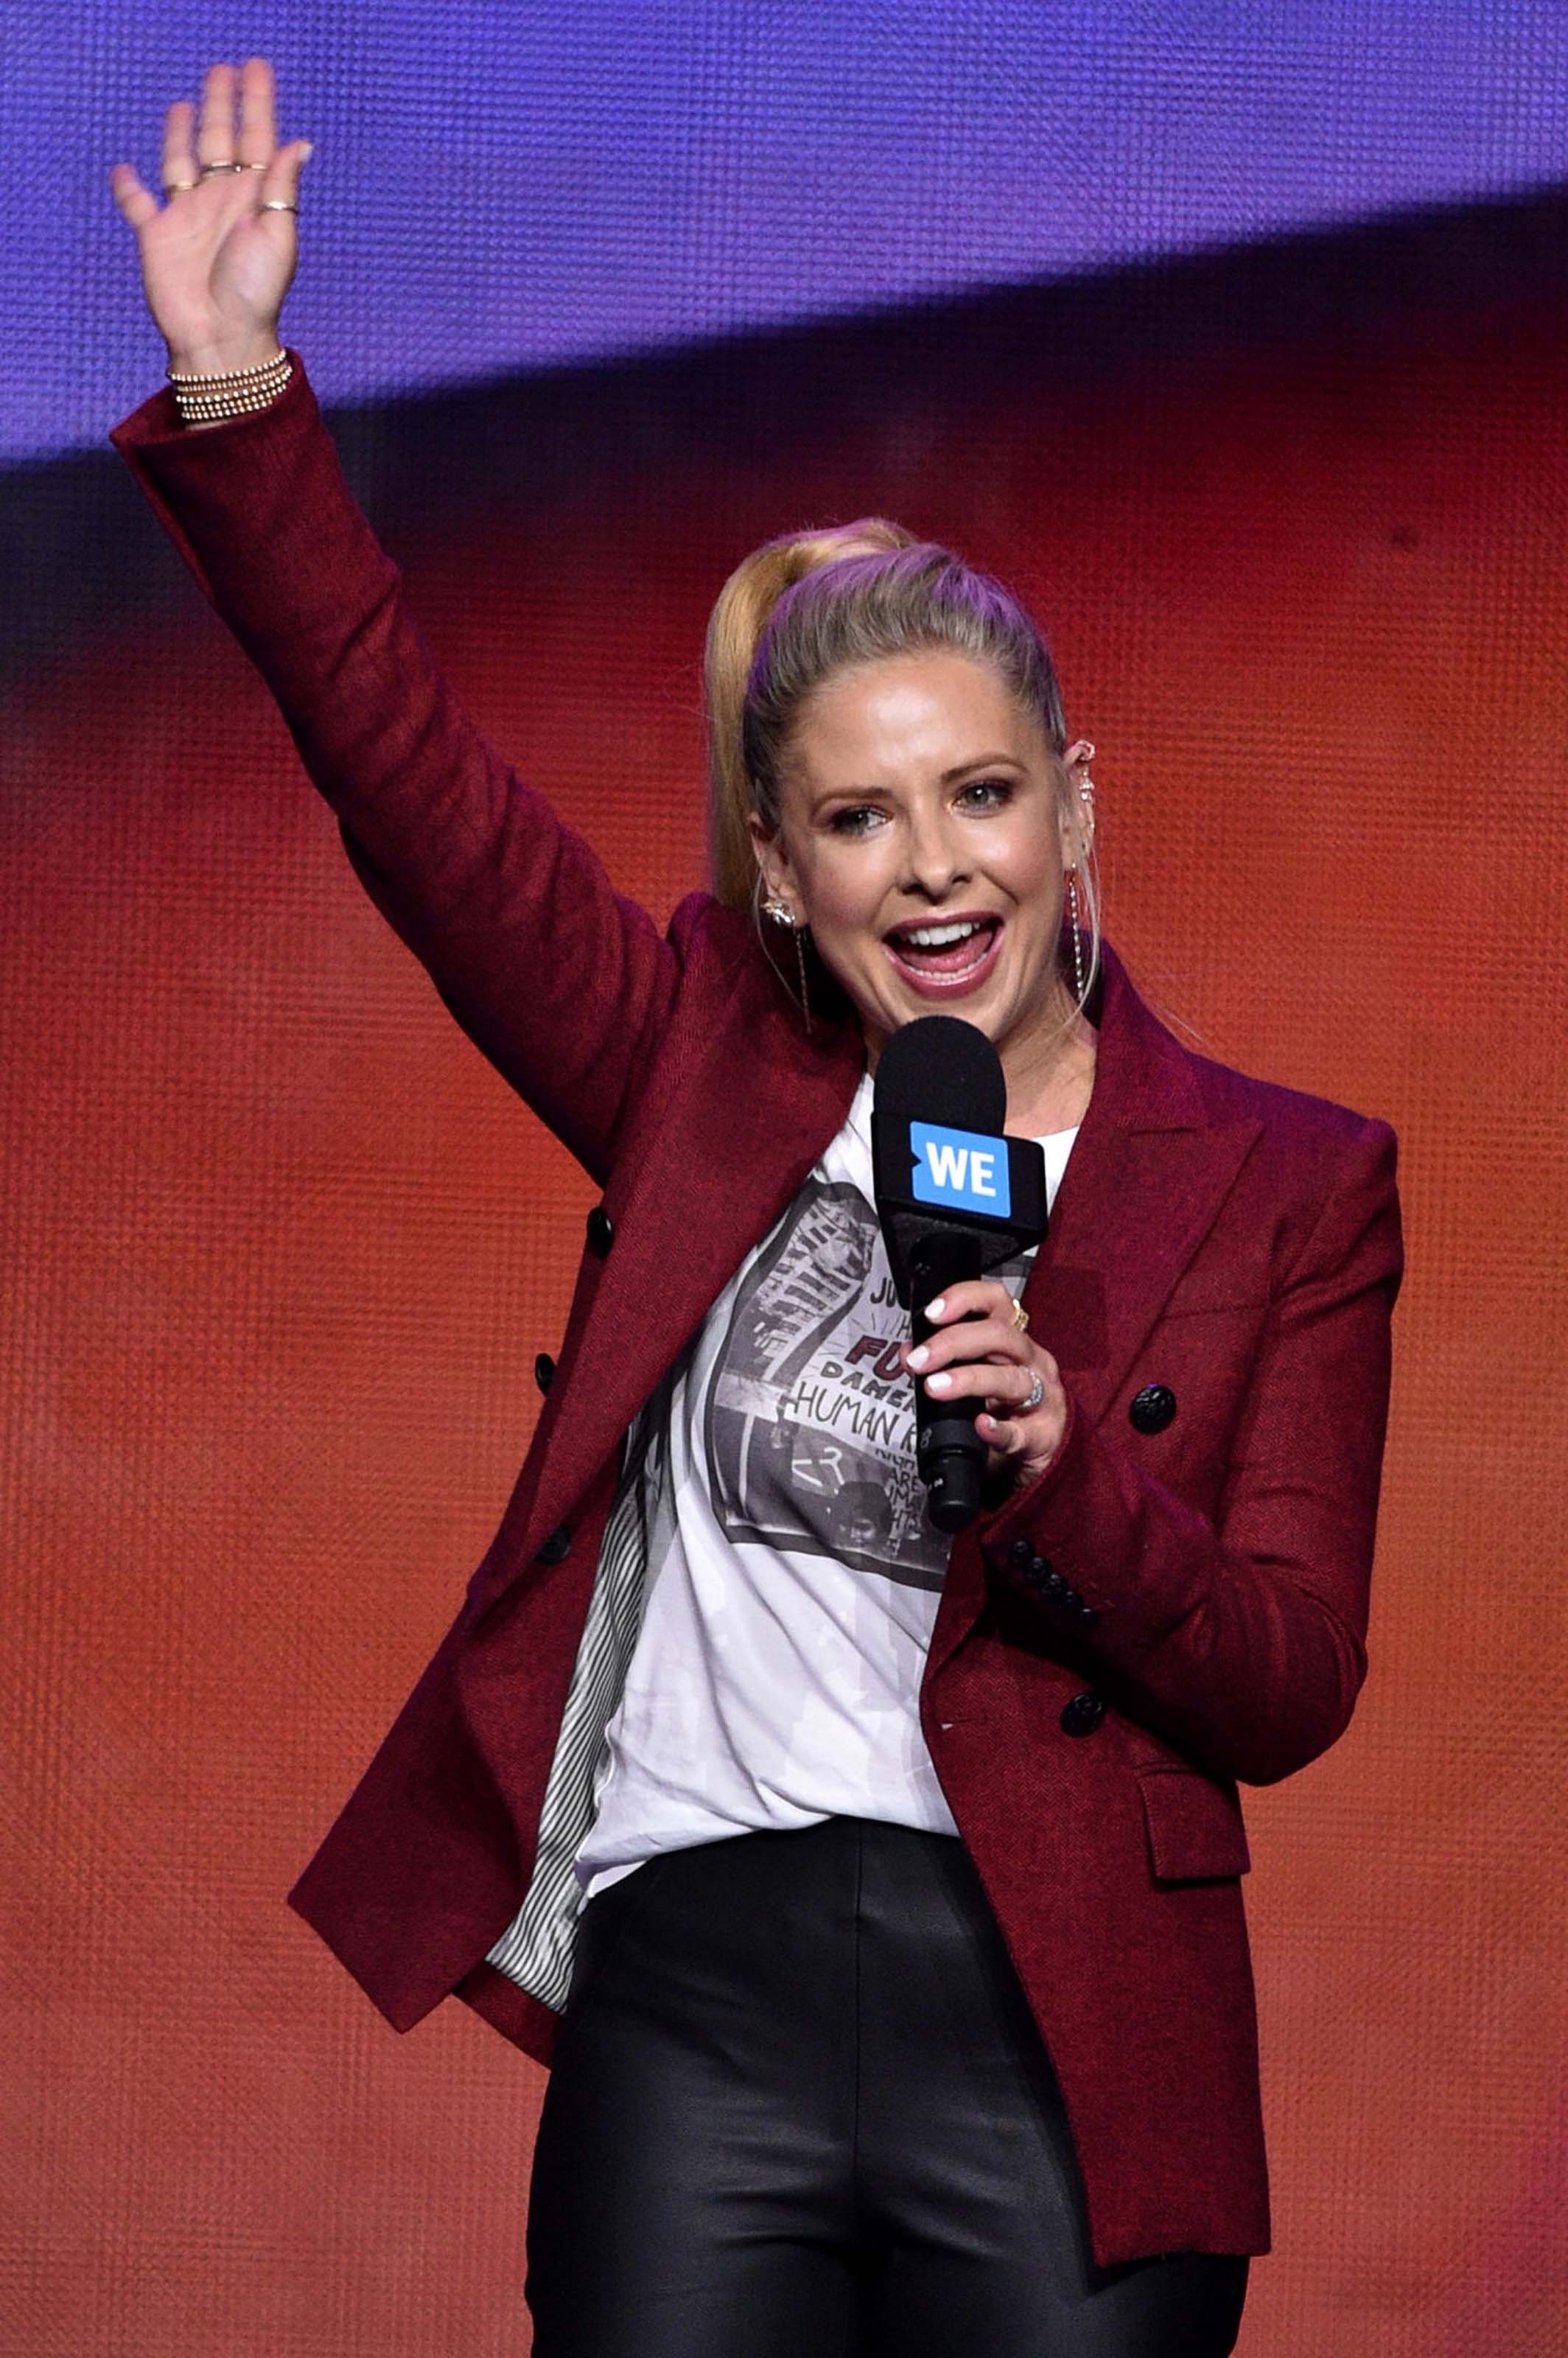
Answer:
[{"left": 573, "top": 1071, "right": 1079, "bottom": 1900}]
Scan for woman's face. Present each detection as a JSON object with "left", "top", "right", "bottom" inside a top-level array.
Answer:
[{"left": 752, "top": 650, "right": 1085, "bottom": 1069}]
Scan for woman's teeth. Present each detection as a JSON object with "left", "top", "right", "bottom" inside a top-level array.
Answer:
[
  {"left": 902, "top": 920, "right": 981, "bottom": 948},
  {"left": 885, "top": 915, "right": 1001, "bottom": 980}
]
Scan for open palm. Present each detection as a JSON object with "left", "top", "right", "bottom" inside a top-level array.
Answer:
[{"left": 110, "top": 56, "right": 312, "bottom": 375}]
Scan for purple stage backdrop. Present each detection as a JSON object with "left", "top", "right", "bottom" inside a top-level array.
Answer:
[
  {"left": 10, "top": 5, "right": 1568, "bottom": 2354},
  {"left": 6, "top": 0, "right": 1568, "bottom": 466}
]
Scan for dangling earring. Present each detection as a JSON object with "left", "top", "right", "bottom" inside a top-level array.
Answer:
[
  {"left": 763, "top": 896, "right": 813, "bottom": 1035},
  {"left": 1064, "top": 749, "right": 1095, "bottom": 1007},
  {"left": 1064, "top": 870, "right": 1086, "bottom": 1003}
]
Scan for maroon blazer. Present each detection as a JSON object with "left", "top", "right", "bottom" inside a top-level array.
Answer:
[{"left": 112, "top": 360, "right": 1403, "bottom": 2270}]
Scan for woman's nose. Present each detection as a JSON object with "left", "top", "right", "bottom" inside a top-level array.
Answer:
[{"left": 902, "top": 814, "right": 969, "bottom": 899}]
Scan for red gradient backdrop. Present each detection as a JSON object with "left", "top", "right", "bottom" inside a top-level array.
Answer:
[{"left": 5, "top": 211, "right": 1566, "bottom": 2354}]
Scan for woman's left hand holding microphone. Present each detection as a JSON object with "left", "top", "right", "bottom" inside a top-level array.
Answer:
[{"left": 903, "top": 1280, "right": 1068, "bottom": 1492}]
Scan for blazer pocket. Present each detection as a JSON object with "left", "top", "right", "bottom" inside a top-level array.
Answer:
[
  {"left": 1157, "top": 1263, "right": 1267, "bottom": 1320},
  {"left": 1136, "top": 1764, "right": 1253, "bottom": 1881}
]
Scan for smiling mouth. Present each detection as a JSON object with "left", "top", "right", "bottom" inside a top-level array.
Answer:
[{"left": 882, "top": 912, "right": 1003, "bottom": 988}]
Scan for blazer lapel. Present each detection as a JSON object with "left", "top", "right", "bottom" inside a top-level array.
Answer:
[
  {"left": 522, "top": 970, "right": 864, "bottom": 1553},
  {"left": 1024, "top": 944, "right": 1263, "bottom": 1424},
  {"left": 928, "top": 941, "right": 1261, "bottom": 1678}
]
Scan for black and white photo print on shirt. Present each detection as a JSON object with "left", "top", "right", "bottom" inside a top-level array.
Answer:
[{"left": 701, "top": 1177, "right": 1028, "bottom": 1589}]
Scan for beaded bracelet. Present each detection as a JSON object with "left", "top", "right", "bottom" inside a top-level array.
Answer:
[
  {"left": 167, "top": 346, "right": 293, "bottom": 426},
  {"left": 165, "top": 348, "right": 290, "bottom": 385}
]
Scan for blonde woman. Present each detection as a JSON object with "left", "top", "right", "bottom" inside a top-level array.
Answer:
[{"left": 111, "top": 59, "right": 1401, "bottom": 2357}]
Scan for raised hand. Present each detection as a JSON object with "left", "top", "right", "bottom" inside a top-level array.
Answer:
[{"left": 110, "top": 57, "right": 312, "bottom": 378}]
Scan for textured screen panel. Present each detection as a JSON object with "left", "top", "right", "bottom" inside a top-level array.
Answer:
[
  {"left": 7, "top": 0, "right": 1568, "bottom": 460},
  {"left": 4, "top": 144, "right": 1567, "bottom": 2358}
]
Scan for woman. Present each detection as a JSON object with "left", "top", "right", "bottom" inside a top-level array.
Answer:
[{"left": 111, "top": 60, "right": 1402, "bottom": 2358}]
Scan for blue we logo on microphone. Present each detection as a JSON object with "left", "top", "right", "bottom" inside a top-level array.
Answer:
[{"left": 909, "top": 1122, "right": 1012, "bottom": 1218}]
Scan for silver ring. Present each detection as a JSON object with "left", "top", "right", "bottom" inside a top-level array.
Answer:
[
  {"left": 259, "top": 199, "right": 299, "bottom": 214},
  {"left": 1019, "top": 1370, "right": 1045, "bottom": 1415},
  {"left": 199, "top": 160, "right": 242, "bottom": 176}
]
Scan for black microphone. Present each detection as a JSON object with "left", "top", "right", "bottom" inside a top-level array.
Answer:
[{"left": 872, "top": 1016, "right": 1050, "bottom": 1533}]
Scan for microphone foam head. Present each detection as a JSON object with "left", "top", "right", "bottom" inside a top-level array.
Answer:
[{"left": 872, "top": 1015, "right": 1006, "bottom": 1133}]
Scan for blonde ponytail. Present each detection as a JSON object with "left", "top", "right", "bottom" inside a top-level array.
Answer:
[{"left": 704, "top": 517, "right": 916, "bottom": 911}]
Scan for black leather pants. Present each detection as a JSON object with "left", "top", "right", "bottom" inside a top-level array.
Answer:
[{"left": 525, "top": 1816, "right": 1250, "bottom": 2357}]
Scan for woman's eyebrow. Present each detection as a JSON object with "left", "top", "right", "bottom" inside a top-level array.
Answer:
[
  {"left": 813, "top": 755, "right": 1024, "bottom": 801},
  {"left": 940, "top": 753, "right": 1023, "bottom": 781}
]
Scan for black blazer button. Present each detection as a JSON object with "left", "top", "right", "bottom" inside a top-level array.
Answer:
[
  {"left": 1009, "top": 1537, "right": 1035, "bottom": 1569},
  {"left": 534, "top": 1524, "right": 571, "bottom": 1565},
  {"left": 1076, "top": 1602, "right": 1101, "bottom": 1628},
  {"left": 1129, "top": 1382, "right": 1177, "bottom": 1434},
  {"left": 586, "top": 1206, "right": 615, "bottom": 1257},
  {"left": 1060, "top": 1690, "right": 1106, "bottom": 1736},
  {"left": 533, "top": 1351, "right": 556, "bottom": 1395},
  {"left": 1025, "top": 1554, "right": 1056, "bottom": 1590}
]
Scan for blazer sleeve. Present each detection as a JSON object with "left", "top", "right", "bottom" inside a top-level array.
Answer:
[
  {"left": 976, "top": 1113, "right": 1404, "bottom": 1787},
  {"left": 108, "top": 354, "right": 678, "bottom": 1183}
]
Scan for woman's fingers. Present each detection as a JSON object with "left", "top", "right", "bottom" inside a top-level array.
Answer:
[
  {"left": 160, "top": 97, "right": 197, "bottom": 193},
  {"left": 911, "top": 1316, "right": 1020, "bottom": 1379},
  {"left": 259, "top": 136, "right": 313, "bottom": 213},
  {"left": 109, "top": 58, "right": 305, "bottom": 371},
  {"left": 905, "top": 1277, "right": 1059, "bottom": 1409},
  {"left": 109, "top": 163, "right": 159, "bottom": 232},
  {"left": 921, "top": 1352, "right": 1050, "bottom": 1409},
  {"left": 906, "top": 1277, "right": 1066, "bottom": 1483},
  {"left": 917, "top": 1278, "right": 1023, "bottom": 1334},
  {"left": 238, "top": 55, "right": 276, "bottom": 167},
  {"left": 197, "top": 61, "right": 238, "bottom": 169},
  {"left": 907, "top": 1284, "right": 1041, "bottom": 1374},
  {"left": 121, "top": 63, "right": 292, "bottom": 226}
]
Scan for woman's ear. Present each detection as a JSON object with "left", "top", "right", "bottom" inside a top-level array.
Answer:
[
  {"left": 749, "top": 812, "right": 799, "bottom": 919},
  {"left": 1062, "top": 739, "right": 1096, "bottom": 864}
]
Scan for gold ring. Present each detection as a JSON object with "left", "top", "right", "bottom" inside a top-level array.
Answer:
[
  {"left": 1009, "top": 1298, "right": 1029, "bottom": 1334},
  {"left": 164, "top": 178, "right": 199, "bottom": 194}
]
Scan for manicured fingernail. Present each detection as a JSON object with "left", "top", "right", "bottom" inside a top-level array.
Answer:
[
  {"left": 907, "top": 1345, "right": 929, "bottom": 1371},
  {"left": 300, "top": 140, "right": 315, "bottom": 161},
  {"left": 925, "top": 1296, "right": 946, "bottom": 1320},
  {"left": 925, "top": 1371, "right": 952, "bottom": 1393}
]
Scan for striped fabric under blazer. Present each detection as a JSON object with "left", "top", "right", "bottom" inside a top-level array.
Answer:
[{"left": 111, "top": 357, "right": 1404, "bottom": 2272}]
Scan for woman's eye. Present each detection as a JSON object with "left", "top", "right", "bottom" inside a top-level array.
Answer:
[
  {"left": 959, "top": 777, "right": 1013, "bottom": 810},
  {"left": 828, "top": 805, "right": 886, "bottom": 836}
]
